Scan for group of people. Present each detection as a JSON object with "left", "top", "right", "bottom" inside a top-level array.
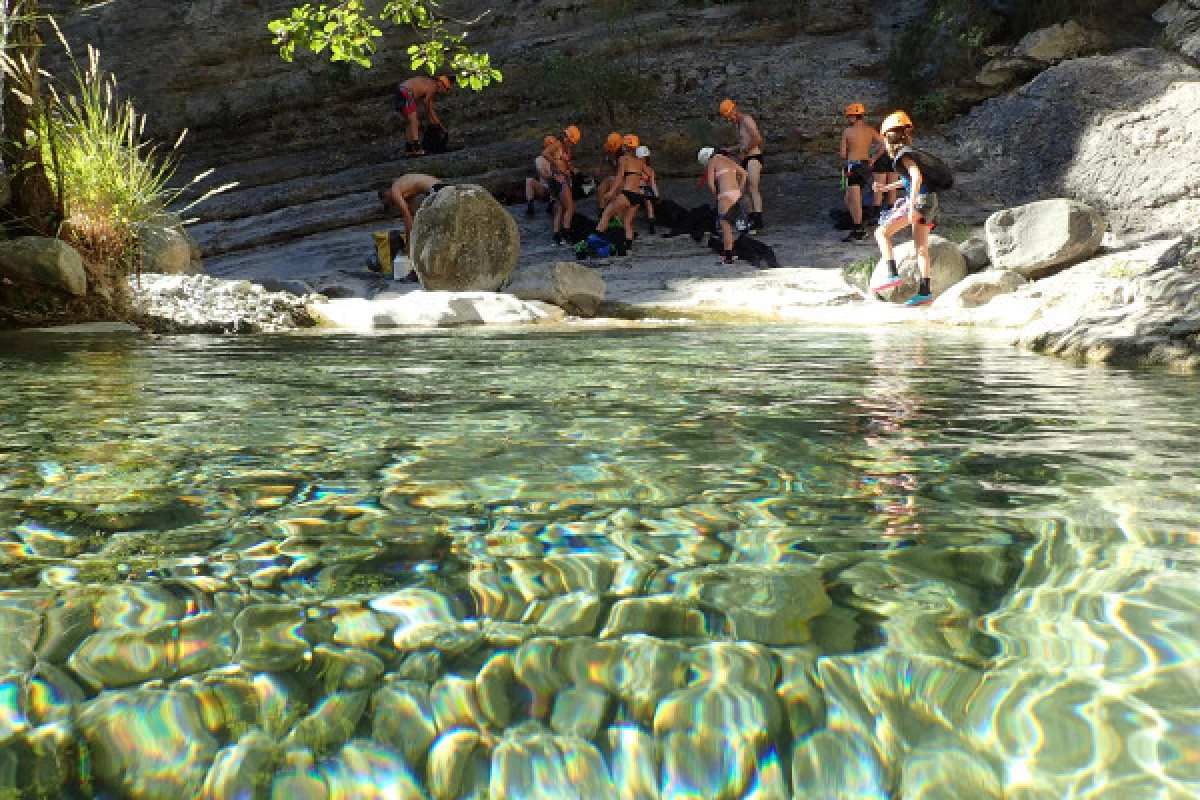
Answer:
[
  {"left": 841, "top": 105, "right": 939, "bottom": 306},
  {"left": 382, "top": 77, "right": 940, "bottom": 306}
]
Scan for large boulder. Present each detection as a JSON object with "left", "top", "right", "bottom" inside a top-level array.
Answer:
[
  {"left": 869, "top": 235, "right": 968, "bottom": 304},
  {"left": 410, "top": 184, "right": 520, "bottom": 291},
  {"left": 935, "top": 269, "right": 1028, "bottom": 309},
  {"left": 1155, "top": 1, "right": 1200, "bottom": 60},
  {"left": 985, "top": 199, "right": 1106, "bottom": 278},
  {"left": 135, "top": 222, "right": 202, "bottom": 275},
  {"left": 1014, "top": 20, "right": 1108, "bottom": 63},
  {"left": 0, "top": 237, "right": 87, "bottom": 296},
  {"left": 505, "top": 262, "right": 606, "bottom": 317}
]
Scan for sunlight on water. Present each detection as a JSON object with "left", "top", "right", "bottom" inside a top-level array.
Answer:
[{"left": 0, "top": 325, "right": 1197, "bottom": 798}]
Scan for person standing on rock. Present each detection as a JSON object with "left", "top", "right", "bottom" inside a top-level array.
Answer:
[
  {"left": 395, "top": 75, "right": 453, "bottom": 158},
  {"left": 596, "top": 132, "right": 625, "bottom": 215},
  {"left": 719, "top": 99, "right": 765, "bottom": 233},
  {"left": 544, "top": 133, "right": 577, "bottom": 245},
  {"left": 871, "top": 111, "right": 939, "bottom": 306},
  {"left": 378, "top": 173, "right": 448, "bottom": 241},
  {"left": 596, "top": 134, "right": 648, "bottom": 254},
  {"left": 637, "top": 146, "right": 660, "bottom": 235},
  {"left": 839, "top": 102, "right": 887, "bottom": 242},
  {"left": 698, "top": 146, "right": 747, "bottom": 265}
]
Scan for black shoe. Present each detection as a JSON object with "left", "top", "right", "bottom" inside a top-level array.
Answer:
[
  {"left": 546, "top": 201, "right": 556, "bottom": 216},
  {"left": 553, "top": 231, "right": 564, "bottom": 246},
  {"left": 842, "top": 227, "right": 867, "bottom": 242},
  {"left": 525, "top": 202, "right": 536, "bottom": 217}
]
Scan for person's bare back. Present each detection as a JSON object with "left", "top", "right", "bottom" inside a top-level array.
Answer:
[
  {"left": 379, "top": 173, "right": 446, "bottom": 231},
  {"left": 841, "top": 120, "right": 883, "bottom": 162}
]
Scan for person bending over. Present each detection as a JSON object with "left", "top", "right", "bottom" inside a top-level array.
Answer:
[
  {"left": 525, "top": 150, "right": 556, "bottom": 218},
  {"left": 395, "top": 75, "right": 452, "bottom": 157},
  {"left": 698, "top": 146, "right": 747, "bottom": 265},
  {"left": 378, "top": 173, "right": 448, "bottom": 242}
]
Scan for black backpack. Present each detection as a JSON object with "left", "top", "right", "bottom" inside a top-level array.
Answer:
[
  {"left": 422, "top": 124, "right": 450, "bottom": 155},
  {"left": 893, "top": 146, "right": 954, "bottom": 192}
]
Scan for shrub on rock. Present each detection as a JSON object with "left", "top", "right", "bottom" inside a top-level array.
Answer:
[
  {"left": 985, "top": 198, "right": 1105, "bottom": 279},
  {"left": 870, "top": 235, "right": 967, "bottom": 304},
  {"left": 410, "top": 184, "right": 519, "bottom": 291}
]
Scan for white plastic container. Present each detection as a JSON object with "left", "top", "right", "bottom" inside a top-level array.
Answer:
[{"left": 393, "top": 254, "right": 412, "bottom": 281}]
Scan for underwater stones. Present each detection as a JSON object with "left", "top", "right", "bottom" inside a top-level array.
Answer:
[
  {"left": 686, "top": 641, "right": 777, "bottom": 689},
  {"left": 430, "top": 674, "right": 484, "bottom": 734},
  {"left": 25, "top": 663, "right": 87, "bottom": 724},
  {"left": 428, "top": 729, "right": 491, "bottom": 800},
  {"left": 600, "top": 595, "right": 706, "bottom": 639},
  {"left": 370, "top": 588, "right": 468, "bottom": 652},
  {"left": 607, "top": 725, "right": 660, "bottom": 800},
  {"left": 551, "top": 684, "right": 613, "bottom": 740},
  {"left": 0, "top": 675, "right": 28, "bottom": 744},
  {"left": 490, "top": 726, "right": 615, "bottom": 800},
  {"left": 234, "top": 603, "right": 310, "bottom": 671},
  {"left": 898, "top": 742, "right": 1004, "bottom": 800},
  {"left": 775, "top": 647, "right": 826, "bottom": 741},
  {"left": 556, "top": 638, "right": 625, "bottom": 690},
  {"left": 271, "top": 748, "right": 328, "bottom": 799},
  {"left": 475, "top": 652, "right": 518, "bottom": 729},
  {"left": 470, "top": 569, "right": 530, "bottom": 622},
  {"left": 68, "top": 622, "right": 177, "bottom": 689},
  {"left": 614, "top": 636, "right": 688, "bottom": 725},
  {"left": 610, "top": 559, "right": 656, "bottom": 597},
  {"left": 536, "top": 591, "right": 604, "bottom": 636},
  {"left": 672, "top": 564, "right": 832, "bottom": 645},
  {"left": 543, "top": 553, "right": 616, "bottom": 594},
  {"left": 513, "top": 636, "right": 567, "bottom": 718},
  {"left": 371, "top": 680, "right": 439, "bottom": 769},
  {"left": 0, "top": 607, "right": 39, "bottom": 674},
  {"left": 283, "top": 690, "right": 370, "bottom": 754},
  {"left": 327, "top": 602, "right": 389, "bottom": 651},
  {"left": 311, "top": 645, "right": 385, "bottom": 692},
  {"left": 177, "top": 612, "right": 237, "bottom": 676},
  {"left": 654, "top": 682, "right": 782, "bottom": 746},
  {"left": 201, "top": 730, "right": 278, "bottom": 800},
  {"left": 79, "top": 687, "right": 219, "bottom": 799},
  {"left": 791, "top": 729, "right": 890, "bottom": 800},
  {"left": 36, "top": 593, "right": 95, "bottom": 663},
  {"left": 324, "top": 739, "right": 425, "bottom": 799}
]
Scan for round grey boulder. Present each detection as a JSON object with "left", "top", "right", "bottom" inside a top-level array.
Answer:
[
  {"left": 410, "top": 184, "right": 520, "bottom": 291},
  {"left": 870, "top": 235, "right": 968, "bottom": 304}
]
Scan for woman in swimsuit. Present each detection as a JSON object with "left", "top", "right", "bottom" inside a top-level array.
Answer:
[
  {"left": 698, "top": 146, "right": 747, "bottom": 265},
  {"left": 637, "top": 146, "right": 659, "bottom": 234},
  {"left": 595, "top": 134, "right": 647, "bottom": 251}
]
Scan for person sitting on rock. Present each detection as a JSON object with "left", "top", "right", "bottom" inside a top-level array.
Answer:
[
  {"left": 395, "top": 75, "right": 452, "bottom": 158},
  {"left": 524, "top": 148, "right": 556, "bottom": 218},
  {"left": 544, "top": 134, "right": 578, "bottom": 245},
  {"left": 720, "top": 98, "right": 765, "bottom": 233},
  {"left": 871, "top": 110, "right": 939, "bottom": 306},
  {"left": 378, "top": 173, "right": 448, "bottom": 240},
  {"left": 840, "top": 102, "right": 887, "bottom": 242},
  {"left": 596, "top": 134, "right": 647, "bottom": 254},
  {"left": 595, "top": 132, "right": 625, "bottom": 214},
  {"left": 698, "top": 146, "right": 747, "bottom": 266}
]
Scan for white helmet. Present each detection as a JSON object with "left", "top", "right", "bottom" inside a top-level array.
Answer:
[
  {"left": 635, "top": 145, "right": 650, "bottom": 158},
  {"left": 697, "top": 147, "right": 715, "bottom": 165}
]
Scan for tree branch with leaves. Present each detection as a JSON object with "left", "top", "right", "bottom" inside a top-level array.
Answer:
[{"left": 269, "top": 0, "right": 501, "bottom": 89}]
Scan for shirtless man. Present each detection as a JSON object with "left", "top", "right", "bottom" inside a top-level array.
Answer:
[
  {"left": 378, "top": 173, "right": 448, "bottom": 239},
  {"left": 839, "top": 102, "right": 887, "bottom": 242},
  {"left": 719, "top": 99, "right": 765, "bottom": 233},
  {"left": 394, "top": 75, "right": 452, "bottom": 157},
  {"left": 699, "top": 146, "right": 747, "bottom": 265},
  {"left": 595, "top": 132, "right": 624, "bottom": 215}
]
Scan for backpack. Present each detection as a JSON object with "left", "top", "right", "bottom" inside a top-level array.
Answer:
[
  {"left": 893, "top": 146, "right": 954, "bottom": 192},
  {"left": 422, "top": 124, "right": 450, "bottom": 155}
]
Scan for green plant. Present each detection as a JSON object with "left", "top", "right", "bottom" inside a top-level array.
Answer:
[
  {"left": 843, "top": 257, "right": 877, "bottom": 290},
  {"left": 43, "top": 35, "right": 233, "bottom": 271},
  {"left": 540, "top": 52, "right": 657, "bottom": 126}
]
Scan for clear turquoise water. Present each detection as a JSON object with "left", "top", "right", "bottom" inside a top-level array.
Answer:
[{"left": 0, "top": 326, "right": 1196, "bottom": 798}]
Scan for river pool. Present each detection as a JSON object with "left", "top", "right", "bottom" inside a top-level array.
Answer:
[{"left": 0, "top": 326, "right": 1196, "bottom": 798}]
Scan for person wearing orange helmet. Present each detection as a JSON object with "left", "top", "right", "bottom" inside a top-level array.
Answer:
[
  {"left": 595, "top": 134, "right": 647, "bottom": 254},
  {"left": 871, "top": 110, "right": 938, "bottom": 306},
  {"left": 839, "top": 102, "right": 887, "bottom": 242},
  {"left": 543, "top": 133, "right": 577, "bottom": 246},
  {"left": 719, "top": 98, "right": 765, "bottom": 233},
  {"left": 595, "top": 132, "right": 625, "bottom": 214},
  {"left": 395, "top": 74, "right": 453, "bottom": 157}
]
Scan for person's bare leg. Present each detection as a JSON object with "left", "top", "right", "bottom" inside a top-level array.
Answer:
[
  {"left": 560, "top": 184, "right": 575, "bottom": 232},
  {"left": 874, "top": 213, "right": 909, "bottom": 262},
  {"left": 746, "top": 160, "right": 763, "bottom": 213},
  {"left": 846, "top": 185, "right": 862, "bottom": 226},
  {"left": 621, "top": 204, "right": 637, "bottom": 243},
  {"left": 406, "top": 114, "right": 420, "bottom": 152},
  {"left": 913, "top": 222, "right": 931, "bottom": 281}
]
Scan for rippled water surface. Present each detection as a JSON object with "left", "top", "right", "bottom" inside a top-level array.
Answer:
[{"left": 0, "top": 326, "right": 1197, "bottom": 799}]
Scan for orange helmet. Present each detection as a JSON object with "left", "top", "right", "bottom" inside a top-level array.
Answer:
[
  {"left": 563, "top": 125, "right": 581, "bottom": 145},
  {"left": 882, "top": 110, "right": 913, "bottom": 134},
  {"left": 845, "top": 102, "right": 865, "bottom": 116},
  {"left": 622, "top": 133, "right": 640, "bottom": 149},
  {"left": 604, "top": 132, "right": 623, "bottom": 153},
  {"left": 437, "top": 75, "right": 453, "bottom": 91},
  {"left": 719, "top": 98, "right": 737, "bottom": 118}
]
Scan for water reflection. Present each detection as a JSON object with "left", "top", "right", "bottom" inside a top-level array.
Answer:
[{"left": 0, "top": 326, "right": 1196, "bottom": 798}]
